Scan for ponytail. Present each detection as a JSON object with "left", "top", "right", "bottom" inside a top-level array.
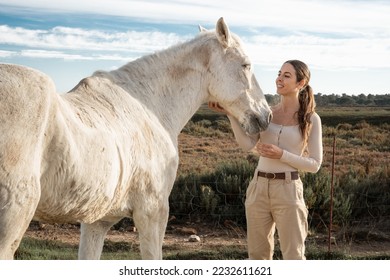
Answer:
[
  {"left": 298, "top": 84, "right": 315, "bottom": 149},
  {"left": 284, "top": 60, "right": 315, "bottom": 150}
]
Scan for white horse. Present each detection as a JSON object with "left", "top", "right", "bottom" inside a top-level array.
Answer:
[{"left": 0, "top": 18, "right": 271, "bottom": 259}]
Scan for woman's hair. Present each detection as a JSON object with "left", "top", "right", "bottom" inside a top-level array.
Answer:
[{"left": 284, "top": 60, "right": 316, "bottom": 149}]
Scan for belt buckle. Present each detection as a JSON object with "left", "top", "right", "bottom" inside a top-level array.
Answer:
[{"left": 265, "top": 172, "right": 276, "bottom": 179}]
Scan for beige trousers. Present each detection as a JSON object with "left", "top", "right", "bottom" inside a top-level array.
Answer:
[{"left": 245, "top": 172, "right": 308, "bottom": 260}]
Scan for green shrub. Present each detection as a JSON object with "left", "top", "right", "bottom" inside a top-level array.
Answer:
[
  {"left": 338, "top": 168, "right": 390, "bottom": 221},
  {"left": 171, "top": 159, "right": 388, "bottom": 232},
  {"left": 301, "top": 169, "right": 332, "bottom": 229},
  {"left": 170, "top": 159, "right": 256, "bottom": 224}
]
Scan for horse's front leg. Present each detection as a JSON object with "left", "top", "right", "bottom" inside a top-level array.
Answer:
[
  {"left": 78, "top": 220, "right": 117, "bottom": 259},
  {"left": 133, "top": 200, "right": 169, "bottom": 260},
  {"left": 0, "top": 177, "right": 40, "bottom": 259}
]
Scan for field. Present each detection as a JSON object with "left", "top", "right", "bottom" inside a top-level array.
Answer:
[
  {"left": 179, "top": 105, "right": 390, "bottom": 176},
  {"left": 18, "top": 106, "right": 390, "bottom": 260}
]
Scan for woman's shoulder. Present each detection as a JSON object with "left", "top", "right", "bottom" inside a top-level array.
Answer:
[
  {"left": 310, "top": 112, "right": 322, "bottom": 125},
  {"left": 311, "top": 111, "right": 321, "bottom": 120}
]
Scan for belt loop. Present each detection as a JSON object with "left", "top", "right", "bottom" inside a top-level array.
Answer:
[
  {"left": 285, "top": 172, "right": 291, "bottom": 184},
  {"left": 255, "top": 169, "right": 259, "bottom": 183}
]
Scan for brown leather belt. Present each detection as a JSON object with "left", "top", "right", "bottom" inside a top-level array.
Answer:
[{"left": 257, "top": 171, "right": 299, "bottom": 180}]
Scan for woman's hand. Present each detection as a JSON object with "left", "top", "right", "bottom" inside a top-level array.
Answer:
[
  {"left": 256, "top": 142, "right": 283, "bottom": 159},
  {"left": 208, "top": 101, "right": 230, "bottom": 115}
]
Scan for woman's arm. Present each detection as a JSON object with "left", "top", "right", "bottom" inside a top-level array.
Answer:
[
  {"left": 280, "top": 113, "right": 323, "bottom": 173},
  {"left": 208, "top": 102, "right": 259, "bottom": 151},
  {"left": 227, "top": 115, "right": 259, "bottom": 151}
]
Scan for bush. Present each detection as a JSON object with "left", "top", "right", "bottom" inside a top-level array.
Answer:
[
  {"left": 338, "top": 168, "right": 390, "bottom": 222},
  {"left": 182, "top": 118, "right": 230, "bottom": 137},
  {"left": 170, "top": 159, "right": 388, "bottom": 232},
  {"left": 170, "top": 159, "right": 256, "bottom": 224},
  {"left": 301, "top": 169, "right": 333, "bottom": 230}
]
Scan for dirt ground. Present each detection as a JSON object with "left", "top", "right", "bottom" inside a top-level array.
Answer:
[
  {"left": 24, "top": 221, "right": 247, "bottom": 252},
  {"left": 24, "top": 221, "right": 390, "bottom": 259}
]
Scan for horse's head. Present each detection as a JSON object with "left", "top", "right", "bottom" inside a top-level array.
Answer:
[{"left": 202, "top": 18, "right": 272, "bottom": 135}]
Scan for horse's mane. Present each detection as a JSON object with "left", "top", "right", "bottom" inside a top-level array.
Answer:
[{"left": 93, "top": 31, "right": 215, "bottom": 85}]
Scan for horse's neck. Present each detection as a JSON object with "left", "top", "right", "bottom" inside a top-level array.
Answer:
[{"left": 111, "top": 39, "right": 209, "bottom": 138}]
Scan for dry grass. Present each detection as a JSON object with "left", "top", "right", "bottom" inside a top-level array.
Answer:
[{"left": 178, "top": 120, "right": 390, "bottom": 179}]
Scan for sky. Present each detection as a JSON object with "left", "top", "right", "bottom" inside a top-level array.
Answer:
[{"left": 0, "top": 0, "right": 389, "bottom": 95}]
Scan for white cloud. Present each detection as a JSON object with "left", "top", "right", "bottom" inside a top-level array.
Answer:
[
  {"left": 244, "top": 34, "right": 390, "bottom": 70},
  {"left": 2, "top": 0, "right": 390, "bottom": 62},
  {"left": 1, "top": 0, "right": 389, "bottom": 35},
  {"left": 0, "top": 23, "right": 192, "bottom": 63},
  {"left": 0, "top": 25, "right": 186, "bottom": 53},
  {"left": 2, "top": 19, "right": 390, "bottom": 72},
  {"left": 20, "top": 49, "right": 88, "bottom": 60},
  {"left": 0, "top": 50, "right": 16, "bottom": 57},
  {"left": 19, "top": 49, "right": 139, "bottom": 61}
]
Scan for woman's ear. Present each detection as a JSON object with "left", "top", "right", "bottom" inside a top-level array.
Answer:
[{"left": 298, "top": 79, "right": 306, "bottom": 90}]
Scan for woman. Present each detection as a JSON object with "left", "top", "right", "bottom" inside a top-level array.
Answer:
[{"left": 209, "top": 60, "right": 323, "bottom": 260}]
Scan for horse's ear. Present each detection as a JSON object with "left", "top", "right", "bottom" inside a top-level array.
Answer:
[
  {"left": 216, "top": 17, "right": 231, "bottom": 48},
  {"left": 198, "top": 25, "right": 208, "bottom": 33}
]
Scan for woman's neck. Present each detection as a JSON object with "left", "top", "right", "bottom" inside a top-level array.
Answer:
[{"left": 278, "top": 95, "right": 299, "bottom": 113}]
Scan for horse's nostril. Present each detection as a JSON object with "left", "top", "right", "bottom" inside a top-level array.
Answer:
[{"left": 268, "top": 112, "right": 273, "bottom": 123}]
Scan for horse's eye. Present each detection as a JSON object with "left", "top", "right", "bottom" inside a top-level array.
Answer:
[{"left": 242, "top": 64, "right": 251, "bottom": 71}]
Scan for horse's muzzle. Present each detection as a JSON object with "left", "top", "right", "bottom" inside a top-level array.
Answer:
[{"left": 245, "top": 109, "right": 272, "bottom": 135}]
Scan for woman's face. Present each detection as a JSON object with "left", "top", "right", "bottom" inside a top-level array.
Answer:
[{"left": 275, "top": 63, "right": 303, "bottom": 96}]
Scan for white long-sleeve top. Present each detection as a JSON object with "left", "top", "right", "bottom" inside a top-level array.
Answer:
[{"left": 228, "top": 113, "right": 323, "bottom": 173}]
